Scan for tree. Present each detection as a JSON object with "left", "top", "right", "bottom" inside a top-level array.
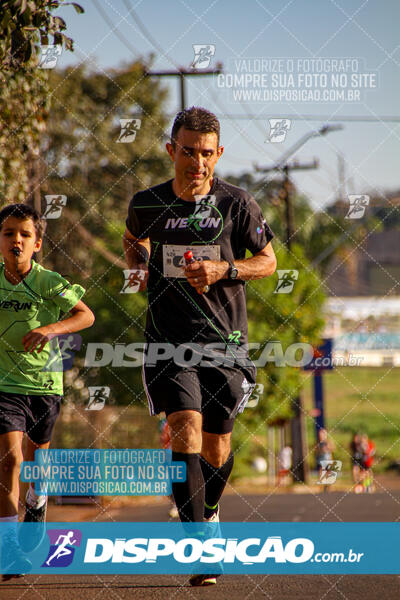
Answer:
[
  {"left": 224, "top": 171, "right": 364, "bottom": 274},
  {"left": 231, "top": 243, "right": 325, "bottom": 473},
  {"left": 0, "top": 0, "right": 83, "bottom": 203},
  {"left": 40, "top": 62, "right": 172, "bottom": 406},
  {"left": 0, "top": 0, "right": 83, "bottom": 69}
]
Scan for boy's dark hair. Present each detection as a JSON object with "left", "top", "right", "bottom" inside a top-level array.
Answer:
[
  {"left": 171, "top": 106, "right": 220, "bottom": 148},
  {"left": 0, "top": 204, "right": 45, "bottom": 239}
]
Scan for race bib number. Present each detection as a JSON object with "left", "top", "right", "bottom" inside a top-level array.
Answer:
[{"left": 162, "top": 244, "right": 221, "bottom": 278}]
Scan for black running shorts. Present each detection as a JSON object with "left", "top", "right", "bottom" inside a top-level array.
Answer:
[
  {"left": 0, "top": 392, "right": 62, "bottom": 444},
  {"left": 143, "top": 361, "right": 255, "bottom": 434}
]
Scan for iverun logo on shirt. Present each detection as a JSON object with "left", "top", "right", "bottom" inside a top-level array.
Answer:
[
  {"left": 0, "top": 300, "right": 33, "bottom": 312},
  {"left": 164, "top": 216, "right": 221, "bottom": 230}
]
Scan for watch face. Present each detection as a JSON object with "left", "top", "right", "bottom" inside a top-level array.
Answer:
[{"left": 230, "top": 266, "right": 238, "bottom": 279}]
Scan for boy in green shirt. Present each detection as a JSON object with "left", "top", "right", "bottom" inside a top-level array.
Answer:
[{"left": 0, "top": 204, "right": 95, "bottom": 579}]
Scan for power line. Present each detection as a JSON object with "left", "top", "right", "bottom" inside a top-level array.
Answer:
[
  {"left": 121, "top": 0, "right": 179, "bottom": 69},
  {"left": 89, "top": 5, "right": 400, "bottom": 130},
  {"left": 206, "top": 114, "right": 400, "bottom": 123},
  {"left": 145, "top": 68, "right": 221, "bottom": 112},
  {"left": 208, "top": 88, "right": 276, "bottom": 156},
  {"left": 92, "top": 0, "right": 141, "bottom": 58},
  {"left": 94, "top": 2, "right": 397, "bottom": 212},
  {"left": 121, "top": 0, "right": 285, "bottom": 160}
]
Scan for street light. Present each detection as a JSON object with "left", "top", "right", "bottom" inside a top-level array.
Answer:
[
  {"left": 254, "top": 123, "right": 344, "bottom": 248},
  {"left": 256, "top": 123, "right": 343, "bottom": 172}
]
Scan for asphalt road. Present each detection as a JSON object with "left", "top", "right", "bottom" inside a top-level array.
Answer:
[{"left": 2, "top": 491, "right": 399, "bottom": 599}]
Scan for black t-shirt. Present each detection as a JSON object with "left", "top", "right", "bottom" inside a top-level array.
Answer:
[{"left": 126, "top": 177, "right": 274, "bottom": 350}]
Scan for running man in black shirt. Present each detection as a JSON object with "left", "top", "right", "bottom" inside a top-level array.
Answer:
[{"left": 123, "top": 107, "right": 276, "bottom": 585}]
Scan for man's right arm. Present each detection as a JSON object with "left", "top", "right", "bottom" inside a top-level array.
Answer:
[{"left": 122, "top": 228, "right": 150, "bottom": 292}]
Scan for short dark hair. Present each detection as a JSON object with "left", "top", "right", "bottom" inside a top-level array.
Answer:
[
  {"left": 0, "top": 203, "right": 45, "bottom": 239},
  {"left": 171, "top": 106, "right": 220, "bottom": 148}
]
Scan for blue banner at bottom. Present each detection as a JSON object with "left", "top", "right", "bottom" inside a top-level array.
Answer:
[{"left": 1, "top": 522, "right": 398, "bottom": 575}]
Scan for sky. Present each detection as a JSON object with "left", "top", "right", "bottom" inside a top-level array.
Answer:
[{"left": 54, "top": 0, "right": 400, "bottom": 209}]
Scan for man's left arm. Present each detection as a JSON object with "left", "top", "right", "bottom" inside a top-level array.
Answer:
[
  {"left": 224, "top": 242, "right": 277, "bottom": 280},
  {"left": 185, "top": 242, "right": 276, "bottom": 292}
]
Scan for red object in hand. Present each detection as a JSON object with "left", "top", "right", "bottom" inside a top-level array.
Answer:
[
  {"left": 184, "top": 250, "right": 195, "bottom": 264},
  {"left": 183, "top": 250, "right": 209, "bottom": 293}
]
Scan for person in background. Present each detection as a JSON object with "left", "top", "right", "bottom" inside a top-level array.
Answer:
[
  {"left": 315, "top": 428, "right": 335, "bottom": 492},
  {"left": 276, "top": 445, "right": 292, "bottom": 486},
  {"left": 350, "top": 432, "right": 364, "bottom": 487},
  {"left": 360, "top": 433, "right": 375, "bottom": 493}
]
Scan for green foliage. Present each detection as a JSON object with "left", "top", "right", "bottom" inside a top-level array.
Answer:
[
  {"left": 40, "top": 62, "right": 172, "bottom": 406},
  {"left": 231, "top": 243, "right": 325, "bottom": 473},
  {"left": 0, "top": 0, "right": 84, "bottom": 70},
  {"left": 0, "top": 66, "right": 49, "bottom": 202},
  {"left": 0, "top": 0, "right": 83, "bottom": 203},
  {"left": 224, "top": 171, "right": 385, "bottom": 275},
  {"left": 42, "top": 61, "right": 171, "bottom": 275},
  {"left": 247, "top": 242, "right": 325, "bottom": 416}
]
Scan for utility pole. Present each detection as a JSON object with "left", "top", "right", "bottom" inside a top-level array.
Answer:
[
  {"left": 255, "top": 126, "right": 344, "bottom": 484},
  {"left": 258, "top": 159, "right": 319, "bottom": 249},
  {"left": 144, "top": 65, "right": 222, "bottom": 111},
  {"left": 337, "top": 152, "right": 346, "bottom": 203},
  {"left": 256, "top": 160, "right": 319, "bottom": 484},
  {"left": 256, "top": 124, "right": 342, "bottom": 247}
]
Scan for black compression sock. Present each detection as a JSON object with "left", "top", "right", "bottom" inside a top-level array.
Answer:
[
  {"left": 200, "top": 452, "right": 234, "bottom": 519},
  {"left": 171, "top": 452, "right": 205, "bottom": 522}
]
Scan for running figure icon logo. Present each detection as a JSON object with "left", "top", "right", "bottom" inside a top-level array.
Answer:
[
  {"left": 43, "top": 195, "right": 67, "bottom": 219},
  {"left": 317, "top": 460, "right": 342, "bottom": 485},
  {"left": 42, "top": 529, "right": 81, "bottom": 567},
  {"left": 246, "top": 383, "right": 264, "bottom": 408},
  {"left": 187, "top": 195, "right": 217, "bottom": 231},
  {"left": 274, "top": 270, "right": 298, "bottom": 294},
  {"left": 38, "top": 45, "right": 62, "bottom": 69},
  {"left": 192, "top": 194, "right": 216, "bottom": 218},
  {"left": 116, "top": 119, "right": 142, "bottom": 143},
  {"left": 43, "top": 334, "right": 82, "bottom": 372},
  {"left": 266, "top": 119, "right": 291, "bottom": 143},
  {"left": 120, "top": 269, "right": 146, "bottom": 293},
  {"left": 86, "top": 386, "right": 110, "bottom": 411},
  {"left": 191, "top": 45, "right": 216, "bottom": 69},
  {"left": 345, "top": 195, "right": 370, "bottom": 219}
]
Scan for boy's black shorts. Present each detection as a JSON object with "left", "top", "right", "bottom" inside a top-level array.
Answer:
[
  {"left": 0, "top": 392, "right": 62, "bottom": 444},
  {"left": 143, "top": 361, "right": 255, "bottom": 434}
]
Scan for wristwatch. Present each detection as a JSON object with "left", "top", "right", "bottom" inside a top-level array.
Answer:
[{"left": 228, "top": 262, "right": 239, "bottom": 280}]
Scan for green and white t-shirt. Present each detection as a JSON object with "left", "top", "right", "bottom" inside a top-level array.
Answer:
[{"left": 0, "top": 261, "right": 85, "bottom": 395}]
